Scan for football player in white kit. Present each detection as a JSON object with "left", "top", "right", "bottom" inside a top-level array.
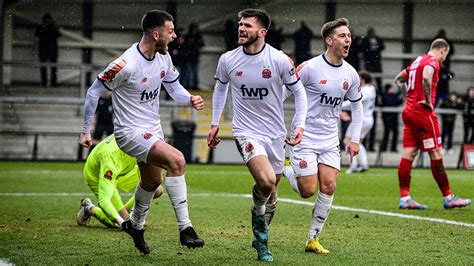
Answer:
[
  {"left": 283, "top": 18, "right": 363, "bottom": 254},
  {"left": 344, "top": 70, "right": 377, "bottom": 173},
  {"left": 79, "top": 10, "right": 205, "bottom": 254},
  {"left": 207, "top": 9, "right": 307, "bottom": 262}
]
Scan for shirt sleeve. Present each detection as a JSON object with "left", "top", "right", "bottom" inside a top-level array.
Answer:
[
  {"left": 81, "top": 79, "right": 112, "bottom": 133},
  {"left": 345, "top": 70, "right": 362, "bottom": 102},
  {"left": 211, "top": 80, "right": 229, "bottom": 125},
  {"left": 97, "top": 58, "right": 130, "bottom": 90},
  {"left": 214, "top": 54, "right": 230, "bottom": 84},
  {"left": 163, "top": 53, "right": 180, "bottom": 84},
  {"left": 279, "top": 52, "right": 300, "bottom": 86}
]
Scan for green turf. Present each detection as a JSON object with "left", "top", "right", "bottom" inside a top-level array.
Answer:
[{"left": 0, "top": 162, "right": 473, "bottom": 264}]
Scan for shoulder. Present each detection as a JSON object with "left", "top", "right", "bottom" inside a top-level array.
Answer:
[{"left": 343, "top": 61, "right": 359, "bottom": 80}]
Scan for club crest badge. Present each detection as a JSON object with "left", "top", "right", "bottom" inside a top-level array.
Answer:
[
  {"left": 262, "top": 68, "right": 272, "bottom": 79},
  {"left": 299, "top": 160, "right": 308, "bottom": 169},
  {"left": 343, "top": 80, "right": 349, "bottom": 90}
]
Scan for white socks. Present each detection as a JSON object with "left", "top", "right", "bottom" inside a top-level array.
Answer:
[
  {"left": 283, "top": 166, "right": 300, "bottom": 195},
  {"left": 130, "top": 184, "right": 154, "bottom": 230},
  {"left": 166, "top": 175, "right": 192, "bottom": 231},
  {"left": 252, "top": 184, "right": 269, "bottom": 216},
  {"left": 308, "top": 192, "right": 334, "bottom": 241}
]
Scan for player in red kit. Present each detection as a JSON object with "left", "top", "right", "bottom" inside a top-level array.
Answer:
[{"left": 394, "top": 38, "right": 471, "bottom": 210}]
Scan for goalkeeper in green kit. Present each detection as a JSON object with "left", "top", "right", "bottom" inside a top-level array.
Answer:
[{"left": 76, "top": 134, "right": 163, "bottom": 228}]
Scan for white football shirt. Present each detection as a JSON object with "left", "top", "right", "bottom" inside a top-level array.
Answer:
[
  {"left": 360, "top": 83, "right": 377, "bottom": 119},
  {"left": 297, "top": 54, "right": 361, "bottom": 138},
  {"left": 214, "top": 44, "right": 301, "bottom": 138},
  {"left": 97, "top": 43, "right": 179, "bottom": 136}
]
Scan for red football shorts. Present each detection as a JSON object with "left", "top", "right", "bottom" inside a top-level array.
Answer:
[{"left": 402, "top": 107, "right": 441, "bottom": 152}]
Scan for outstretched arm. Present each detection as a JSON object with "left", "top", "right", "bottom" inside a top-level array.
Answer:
[
  {"left": 346, "top": 100, "right": 363, "bottom": 162},
  {"left": 208, "top": 80, "right": 229, "bottom": 149},
  {"left": 285, "top": 82, "right": 307, "bottom": 146},
  {"left": 163, "top": 81, "right": 204, "bottom": 110},
  {"left": 80, "top": 79, "right": 110, "bottom": 148}
]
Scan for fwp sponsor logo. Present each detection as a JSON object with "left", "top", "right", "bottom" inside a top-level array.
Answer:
[
  {"left": 140, "top": 88, "right": 159, "bottom": 102},
  {"left": 320, "top": 92, "right": 342, "bottom": 107},
  {"left": 239, "top": 85, "right": 268, "bottom": 100}
]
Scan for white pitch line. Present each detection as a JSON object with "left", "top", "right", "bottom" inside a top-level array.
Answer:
[{"left": 1, "top": 192, "right": 473, "bottom": 228}]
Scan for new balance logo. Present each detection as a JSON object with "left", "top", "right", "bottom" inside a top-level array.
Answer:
[
  {"left": 319, "top": 80, "right": 327, "bottom": 85},
  {"left": 320, "top": 93, "right": 342, "bottom": 107},
  {"left": 240, "top": 85, "right": 268, "bottom": 100},
  {"left": 236, "top": 71, "right": 243, "bottom": 77},
  {"left": 140, "top": 88, "right": 159, "bottom": 102}
]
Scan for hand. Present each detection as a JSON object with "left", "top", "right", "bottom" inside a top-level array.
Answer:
[
  {"left": 79, "top": 133, "right": 92, "bottom": 148},
  {"left": 190, "top": 95, "right": 204, "bottom": 110},
  {"left": 285, "top": 127, "right": 304, "bottom": 146},
  {"left": 346, "top": 141, "right": 360, "bottom": 163},
  {"left": 417, "top": 100, "right": 433, "bottom": 111},
  {"left": 207, "top": 125, "right": 221, "bottom": 149},
  {"left": 340, "top": 111, "right": 351, "bottom": 122}
]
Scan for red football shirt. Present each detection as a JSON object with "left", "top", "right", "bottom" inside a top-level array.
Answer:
[{"left": 404, "top": 54, "right": 440, "bottom": 111}]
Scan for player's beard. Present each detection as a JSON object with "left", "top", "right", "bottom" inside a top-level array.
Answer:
[
  {"left": 155, "top": 39, "right": 169, "bottom": 55},
  {"left": 240, "top": 33, "right": 259, "bottom": 47}
]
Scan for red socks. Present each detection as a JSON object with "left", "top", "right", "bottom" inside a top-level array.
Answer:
[
  {"left": 398, "top": 158, "right": 412, "bottom": 197},
  {"left": 430, "top": 159, "right": 451, "bottom": 197}
]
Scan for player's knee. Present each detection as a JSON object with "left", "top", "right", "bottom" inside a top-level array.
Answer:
[
  {"left": 299, "top": 188, "right": 315, "bottom": 199},
  {"left": 153, "top": 185, "right": 163, "bottom": 199},
  {"left": 257, "top": 179, "right": 275, "bottom": 195},
  {"left": 320, "top": 183, "right": 336, "bottom": 195},
  {"left": 168, "top": 153, "right": 186, "bottom": 175}
]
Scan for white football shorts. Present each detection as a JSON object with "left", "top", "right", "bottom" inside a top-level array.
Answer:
[
  {"left": 289, "top": 131, "right": 341, "bottom": 176},
  {"left": 115, "top": 128, "right": 164, "bottom": 163},
  {"left": 234, "top": 135, "right": 286, "bottom": 174}
]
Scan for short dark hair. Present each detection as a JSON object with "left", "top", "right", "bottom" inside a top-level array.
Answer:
[
  {"left": 238, "top": 8, "right": 271, "bottom": 29},
  {"left": 430, "top": 38, "right": 449, "bottom": 51},
  {"left": 321, "top": 17, "right": 349, "bottom": 39},
  {"left": 359, "top": 70, "right": 372, "bottom": 84},
  {"left": 141, "top": 10, "right": 174, "bottom": 33}
]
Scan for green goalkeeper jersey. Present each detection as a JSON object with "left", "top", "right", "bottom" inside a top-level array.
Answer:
[{"left": 83, "top": 134, "right": 139, "bottom": 220}]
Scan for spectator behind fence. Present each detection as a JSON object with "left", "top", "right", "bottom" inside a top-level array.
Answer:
[
  {"left": 35, "top": 13, "right": 61, "bottom": 87},
  {"left": 440, "top": 92, "right": 463, "bottom": 154},
  {"left": 346, "top": 30, "right": 361, "bottom": 71},
  {"left": 266, "top": 21, "right": 284, "bottom": 50},
  {"left": 169, "top": 28, "right": 186, "bottom": 73},
  {"left": 463, "top": 86, "right": 474, "bottom": 144},
  {"left": 182, "top": 23, "right": 205, "bottom": 90},
  {"left": 223, "top": 19, "right": 238, "bottom": 51},
  {"left": 380, "top": 83, "right": 402, "bottom": 152},
  {"left": 432, "top": 29, "right": 455, "bottom": 107},
  {"left": 361, "top": 27, "right": 384, "bottom": 151},
  {"left": 293, "top": 21, "right": 313, "bottom": 66}
]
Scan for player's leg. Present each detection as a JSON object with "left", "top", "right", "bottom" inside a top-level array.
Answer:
[
  {"left": 427, "top": 148, "right": 472, "bottom": 209},
  {"left": 120, "top": 162, "right": 162, "bottom": 254},
  {"left": 247, "top": 155, "right": 276, "bottom": 262},
  {"left": 264, "top": 137, "right": 286, "bottom": 226},
  {"left": 123, "top": 185, "right": 163, "bottom": 213},
  {"left": 265, "top": 176, "right": 279, "bottom": 226},
  {"left": 305, "top": 162, "right": 338, "bottom": 255},
  {"left": 357, "top": 118, "right": 374, "bottom": 172},
  {"left": 147, "top": 140, "right": 204, "bottom": 249},
  {"left": 77, "top": 171, "right": 99, "bottom": 226},
  {"left": 283, "top": 145, "right": 318, "bottom": 196},
  {"left": 398, "top": 114, "right": 427, "bottom": 209}
]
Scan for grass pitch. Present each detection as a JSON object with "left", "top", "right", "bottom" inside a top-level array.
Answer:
[{"left": 0, "top": 162, "right": 473, "bottom": 264}]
